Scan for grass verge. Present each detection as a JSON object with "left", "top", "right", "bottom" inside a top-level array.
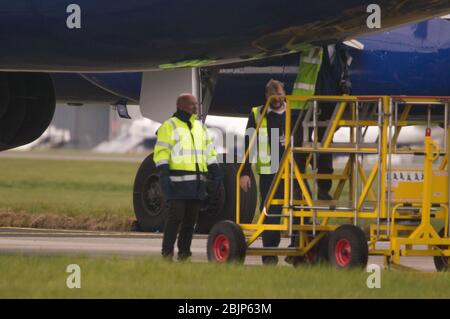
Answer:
[
  {"left": 0, "top": 157, "right": 139, "bottom": 231},
  {"left": 0, "top": 255, "right": 449, "bottom": 298}
]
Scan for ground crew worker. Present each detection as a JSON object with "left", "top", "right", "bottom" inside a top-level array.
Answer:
[
  {"left": 293, "top": 43, "right": 352, "bottom": 200},
  {"left": 154, "top": 93, "right": 222, "bottom": 261},
  {"left": 240, "top": 45, "right": 351, "bottom": 265},
  {"left": 240, "top": 79, "right": 303, "bottom": 265}
]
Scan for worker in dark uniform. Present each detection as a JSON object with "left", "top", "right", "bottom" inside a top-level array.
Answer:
[
  {"left": 240, "top": 79, "right": 303, "bottom": 265},
  {"left": 239, "top": 44, "right": 351, "bottom": 265},
  {"left": 311, "top": 43, "right": 352, "bottom": 200}
]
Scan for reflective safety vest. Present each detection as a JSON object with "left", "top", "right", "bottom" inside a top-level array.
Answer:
[
  {"left": 153, "top": 114, "right": 217, "bottom": 181},
  {"left": 252, "top": 106, "right": 273, "bottom": 175},
  {"left": 291, "top": 46, "right": 324, "bottom": 110}
]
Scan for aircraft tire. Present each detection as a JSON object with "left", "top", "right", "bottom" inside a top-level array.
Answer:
[
  {"left": 133, "top": 153, "right": 168, "bottom": 232},
  {"left": 133, "top": 154, "right": 257, "bottom": 233},
  {"left": 196, "top": 158, "right": 257, "bottom": 234}
]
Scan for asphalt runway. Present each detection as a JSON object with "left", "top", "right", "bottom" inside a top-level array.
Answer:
[{"left": 0, "top": 227, "right": 437, "bottom": 271}]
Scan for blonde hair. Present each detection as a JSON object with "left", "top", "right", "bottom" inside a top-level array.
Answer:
[{"left": 265, "top": 79, "right": 285, "bottom": 95}]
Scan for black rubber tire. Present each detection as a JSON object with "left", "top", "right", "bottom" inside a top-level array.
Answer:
[
  {"left": 133, "top": 153, "right": 168, "bottom": 232},
  {"left": 133, "top": 153, "right": 257, "bottom": 233},
  {"left": 196, "top": 162, "right": 233, "bottom": 234},
  {"left": 240, "top": 166, "right": 257, "bottom": 223},
  {"left": 434, "top": 228, "right": 450, "bottom": 272},
  {"left": 328, "top": 224, "right": 368, "bottom": 269},
  {"left": 196, "top": 160, "right": 257, "bottom": 233},
  {"left": 316, "top": 233, "right": 330, "bottom": 263},
  {"left": 207, "top": 220, "right": 246, "bottom": 263}
]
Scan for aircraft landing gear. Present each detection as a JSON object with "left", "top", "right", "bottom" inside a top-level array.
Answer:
[{"left": 132, "top": 153, "right": 257, "bottom": 233}]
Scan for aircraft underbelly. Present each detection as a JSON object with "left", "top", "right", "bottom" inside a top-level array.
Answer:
[{"left": 0, "top": 0, "right": 448, "bottom": 71}]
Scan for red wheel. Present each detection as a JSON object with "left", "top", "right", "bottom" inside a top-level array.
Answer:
[
  {"left": 335, "top": 238, "right": 352, "bottom": 267},
  {"left": 207, "top": 221, "right": 246, "bottom": 263},
  {"left": 213, "top": 234, "right": 230, "bottom": 262},
  {"left": 329, "top": 225, "right": 368, "bottom": 269}
]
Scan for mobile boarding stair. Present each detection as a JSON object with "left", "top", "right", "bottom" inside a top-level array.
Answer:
[{"left": 207, "top": 95, "right": 450, "bottom": 271}]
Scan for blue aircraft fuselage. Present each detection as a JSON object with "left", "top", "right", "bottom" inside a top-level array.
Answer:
[
  {"left": 351, "top": 18, "right": 450, "bottom": 96},
  {"left": 1, "top": 0, "right": 449, "bottom": 72},
  {"left": 67, "top": 18, "right": 450, "bottom": 116}
]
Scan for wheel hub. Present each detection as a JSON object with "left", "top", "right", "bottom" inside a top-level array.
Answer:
[
  {"left": 213, "top": 234, "right": 230, "bottom": 262},
  {"left": 335, "top": 238, "right": 352, "bottom": 267},
  {"left": 143, "top": 175, "right": 164, "bottom": 216}
]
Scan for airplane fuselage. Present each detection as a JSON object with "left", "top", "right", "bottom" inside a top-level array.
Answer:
[{"left": 1, "top": 0, "right": 449, "bottom": 72}]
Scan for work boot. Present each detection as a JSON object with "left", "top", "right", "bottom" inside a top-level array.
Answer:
[
  {"left": 284, "top": 256, "right": 304, "bottom": 265},
  {"left": 262, "top": 256, "right": 279, "bottom": 266},
  {"left": 162, "top": 252, "right": 174, "bottom": 262},
  {"left": 177, "top": 252, "right": 192, "bottom": 262},
  {"left": 318, "top": 191, "right": 332, "bottom": 201},
  {"left": 285, "top": 255, "right": 306, "bottom": 266}
]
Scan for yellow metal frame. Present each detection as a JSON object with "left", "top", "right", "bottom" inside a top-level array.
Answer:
[{"left": 236, "top": 95, "right": 450, "bottom": 269}]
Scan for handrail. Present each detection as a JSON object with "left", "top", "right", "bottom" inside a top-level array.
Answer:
[{"left": 235, "top": 95, "right": 450, "bottom": 226}]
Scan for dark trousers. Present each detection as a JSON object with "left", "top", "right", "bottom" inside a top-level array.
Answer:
[
  {"left": 259, "top": 174, "right": 300, "bottom": 263},
  {"left": 314, "top": 103, "right": 334, "bottom": 193},
  {"left": 161, "top": 199, "right": 200, "bottom": 259},
  {"left": 295, "top": 103, "right": 335, "bottom": 194}
]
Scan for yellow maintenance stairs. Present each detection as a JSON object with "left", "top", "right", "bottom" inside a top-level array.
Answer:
[{"left": 207, "top": 95, "right": 450, "bottom": 270}]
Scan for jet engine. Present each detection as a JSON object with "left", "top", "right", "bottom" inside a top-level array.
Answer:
[{"left": 0, "top": 72, "right": 55, "bottom": 151}]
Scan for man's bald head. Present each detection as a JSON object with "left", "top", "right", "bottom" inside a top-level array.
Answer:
[{"left": 177, "top": 93, "right": 198, "bottom": 114}]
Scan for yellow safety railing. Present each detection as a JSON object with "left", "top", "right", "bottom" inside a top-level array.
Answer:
[{"left": 235, "top": 95, "right": 450, "bottom": 268}]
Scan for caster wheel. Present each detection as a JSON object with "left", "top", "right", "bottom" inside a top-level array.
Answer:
[
  {"left": 328, "top": 225, "right": 368, "bottom": 269},
  {"left": 207, "top": 220, "right": 246, "bottom": 263}
]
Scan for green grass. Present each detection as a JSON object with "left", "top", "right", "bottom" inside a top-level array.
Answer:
[
  {"left": 0, "top": 158, "right": 139, "bottom": 218},
  {"left": 0, "top": 255, "right": 449, "bottom": 298}
]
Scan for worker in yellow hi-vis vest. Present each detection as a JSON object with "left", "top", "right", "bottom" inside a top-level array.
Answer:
[
  {"left": 240, "top": 44, "right": 351, "bottom": 265},
  {"left": 240, "top": 79, "right": 306, "bottom": 265},
  {"left": 293, "top": 43, "right": 352, "bottom": 201},
  {"left": 154, "top": 93, "right": 222, "bottom": 262}
]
